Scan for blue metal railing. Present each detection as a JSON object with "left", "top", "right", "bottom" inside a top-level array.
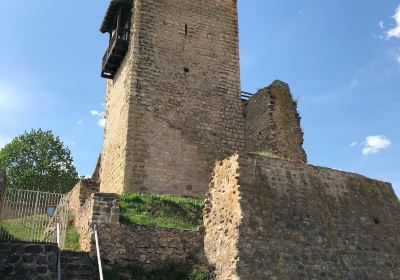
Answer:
[{"left": 241, "top": 91, "right": 254, "bottom": 101}]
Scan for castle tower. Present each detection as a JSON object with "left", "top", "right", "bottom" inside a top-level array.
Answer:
[{"left": 99, "top": 0, "right": 245, "bottom": 197}]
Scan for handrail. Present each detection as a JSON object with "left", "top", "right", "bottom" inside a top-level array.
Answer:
[
  {"left": 241, "top": 91, "right": 254, "bottom": 101},
  {"left": 94, "top": 224, "right": 104, "bottom": 280},
  {"left": 56, "top": 212, "right": 61, "bottom": 280},
  {"left": 41, "top": 227, "right": 57, "bottom": 243}
]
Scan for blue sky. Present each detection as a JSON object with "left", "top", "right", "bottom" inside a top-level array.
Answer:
[{"left": 0, "top": 1, "right": 399, "bottom": 195}]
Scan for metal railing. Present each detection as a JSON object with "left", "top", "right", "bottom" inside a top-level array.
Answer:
[
  {"left": 56, "top": 213, "right": 61, "bottom": 280},
  {"left": 0, "top": 188, "right": 69, "bottom": 246},
  {"left": 241, "top": 91, "right": 255, "bottom": 101},
  {"left": 41, "top": 192, "right": 71, "bottom": 248},
  {"left": 94, "top": 224, "right": 104, "bottom": 280}
]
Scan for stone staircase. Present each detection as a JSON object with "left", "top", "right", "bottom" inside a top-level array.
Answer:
[{"left": 61, "top": 251, "right": 98, "bottom": 280}]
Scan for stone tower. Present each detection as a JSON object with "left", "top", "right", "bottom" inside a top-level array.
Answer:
[
  {"left": 99, "top": 0, "right": 245, "bottom": 197},
  {"left": 244, "top": 80, "right": 307, "bottom": 163}
]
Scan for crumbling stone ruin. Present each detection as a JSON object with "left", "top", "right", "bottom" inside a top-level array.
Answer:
[
  {"left": 244, "top": 81, "right": 307, "bottom": 163},
  {"left": 204, "top": 154, "right": 400, "bottom": 279},
  {"left": 68, "top": 0, "right": 400, "bottom": 279}
]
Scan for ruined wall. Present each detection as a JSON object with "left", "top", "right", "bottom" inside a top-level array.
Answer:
[
  {"left": 74, "top": 192, "right": 206, "bottom": 269},
  {"left": 203, "top": 154, "right": 241, "bottom": 280},
  {"left": 0, "top": 242, "right": 57, "bottom": 280},
  {"left": 69, "top": 179, "right": 100, "bottom": 213},
  {"left": 204, "top": 153, "right": 400, "bottom": 279},
  {"left": 245, "top": 80, "right": 307, "bottom": 163},
  {"left": 99, "top": 224, "right": 205, "bottom": 269},
  {"left": 91, "top": 154, "right": 101, "bottom": 182},
  {"left": 100, "top": 0, "right": 245, "bottom": 197},
  {"left": 75, "top": 193, "right": 120, "bottom": 252}
]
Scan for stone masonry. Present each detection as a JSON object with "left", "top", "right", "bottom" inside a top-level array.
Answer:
[
  {"left": 98, "top": 224, "right": 206, "bottom": 269},
  {"left": 100, "top": 0, "right": 245, "bottom": 197},
  {"left": 204, "top": 153, "right": 400, "bottom": 279},
  {"left": 94, "top": 2, "right": 400, "bottom": 279},
  {"left": 0, "top": 242, "right": 58, "bottom": 280},
  {"left": 245, "top": 80, "right": 307, "bottom": 163},
  {"left": 74, "top": 193, "right": 120, "bottom": 252},
  {"left": 74, "top": 191, "right": 206, "bottom": 270},
  {"left": 69, "top": 179, "right": 100, "bottom": 213}
]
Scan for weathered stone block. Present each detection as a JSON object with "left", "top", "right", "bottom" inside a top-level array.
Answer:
[{"left": 0, "top": 242, "right": 57, "bottom": 279}]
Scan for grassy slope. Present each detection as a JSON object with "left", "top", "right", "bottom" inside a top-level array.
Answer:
[
  {"left": 1, "top": 214, "right": 81, "bottom": 251},
  {"left": 119, "top": 193, "right": 204, "bottom": 230},
  {"left": 1, "top": 215, "right": 47, "bottom": 241}
]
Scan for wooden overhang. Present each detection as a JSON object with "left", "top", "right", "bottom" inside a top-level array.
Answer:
[{"left": 100, "top": 0, "right": 132, "bottom": 33}]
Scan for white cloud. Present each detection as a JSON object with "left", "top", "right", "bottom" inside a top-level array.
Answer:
[
  {"left": 90, "top": 110, "right": 105, "bottom": 117},
  {"left": 387, "top": 5, "right": 400, "bottom": 39},
  {"left": 97, "top": 118, "right": 105, "bottom": 128},
  {"left": 362, "top": 135, "right": 391, "bottom": 155},
  {"left": 379, "top": 21, "right": 385, "bottom": 29},
  {"left": 350, "top": 141, "right": 358, "bottom": 147},
  {"left": 91, "top": 108, "right": 106, "bottom": 128}
]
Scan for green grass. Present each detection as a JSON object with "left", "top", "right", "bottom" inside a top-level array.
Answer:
[
  {"left": 104, "top": 264, "right": 214, "bottom": 280},
  {"left": 64, "top": 223, "right": 81, "bottom": 251},
  {"left": 1, "top": 215, "right": 47, "bottom": 241},
  {"left": 119, "top": 193, "right": 204, "bottom": 230},
  {"left": 1, "top": 212, "right": 81, "bottom": 252}
]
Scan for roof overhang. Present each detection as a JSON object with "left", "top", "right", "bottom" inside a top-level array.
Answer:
[{"left": 100, "top": 0, "right": 132, "bottom": 33}]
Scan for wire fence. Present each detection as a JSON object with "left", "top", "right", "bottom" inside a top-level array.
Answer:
[{"left": 0, "top": 188, "right": 70, "bottom": 248}]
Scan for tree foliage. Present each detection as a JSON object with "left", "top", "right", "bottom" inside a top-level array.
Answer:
[{"left": 0, "top": 129, "right": 79, "bottom": 192}]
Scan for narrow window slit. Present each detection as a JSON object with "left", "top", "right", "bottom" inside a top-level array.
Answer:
[{"left": 185, "top": 24, "right": 188, "bottom": 36}]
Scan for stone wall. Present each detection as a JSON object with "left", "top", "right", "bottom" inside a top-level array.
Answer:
[
  {"left": 91, "top": 154, "right": 101, "bottom": 182},
  {"left": 244, "top": 80, "right": 307, "bottom": 163},
  {"left": 203, "top": 154, "right": 241, "bottom": 279},
  {"left": 98, "top": 224, "right": 205, "bottom": 269},
  {"left": 204, "top": 153, "right": 400, "bottom": 279},
  {"left": 75, "top": 193, "right": 119, "bottom": 252},
  {"left": 69, "top": 179, "right": 100, "bottom": 213},
  {"left": 74, "top": 191, "right": 206, "bottom": 270},
  {"left": 100, "top": 0, "right": 245, "bottom": 197},
  {"left": 0, "top": 242, "right": 57, "bottom": 280}
]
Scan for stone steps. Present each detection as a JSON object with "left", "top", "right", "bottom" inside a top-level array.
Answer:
[{"left": 61, "top": 251, "right": 98, "bottom": 280}]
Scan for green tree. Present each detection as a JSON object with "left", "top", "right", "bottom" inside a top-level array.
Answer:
[{"left": 0, "top": 129, "right": 79, "bottom": 193}]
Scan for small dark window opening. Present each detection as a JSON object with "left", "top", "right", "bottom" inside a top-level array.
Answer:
[
  {"left": 373, "top": 217, "right": 380, "bottom": 225},
  {"left": 184, "top": 67, "right": 189, "bottom": 80},
  {"left": 185, "top": 24, "right": 188, "bottom": 36}
]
